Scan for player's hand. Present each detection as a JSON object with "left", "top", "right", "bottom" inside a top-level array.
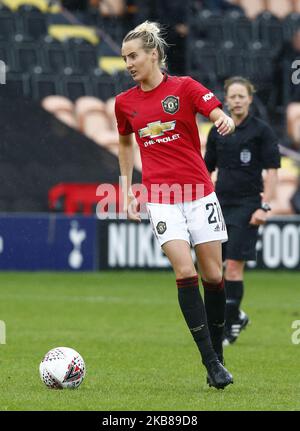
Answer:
[
  {"left": 249, "top": 209, "right": 267, "bottom": 226},
  {"left": 215, "top": 116, "right": 235, "bottom": 136},
  {"left": 125, "top": 194, "right": 141, "bottom": 222}
]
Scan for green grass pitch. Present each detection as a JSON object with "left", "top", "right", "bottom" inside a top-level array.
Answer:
[{"left": 0, "top": 271, "right": 300, "bottom": 411}]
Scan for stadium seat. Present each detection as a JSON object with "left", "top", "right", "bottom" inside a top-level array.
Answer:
[
  {"left": 67, "top": 38, "right": 99, "bottom": 73},
  {"left": 0, "top": 41, "right": 17, "bottom": 71},
  {"left": 98, "top": 56, "right": 126, "bottom": 75},
  {"left": 223, "top": 15, "right": 254, "bottom": 48},
  {"left": 196, "top": 14, "right": 227, "bottom": 47},
  {"left": 283, "top": 13, "right": 300, "bottom": 42},
  {"left": 48, "top": 182, "right": 122, "bottom": 215},
  {"left": 48, "top": 24, "right": 99, "bottom": 45},
  {"left": 189, "top": 40, "right": 221, "bottom": 81},
  {"left": 18, "top": 5, "right": 48, "bottom": 39},
  {"left": 95, "top": 14, "right": 124, "bottom": 44},
  {"left": 253, "top": 12, "right": 284, "bottom": 49},
  {"left": 13, "top": 40, "right": 43, "bottom": 72},
  {"left": 1, "top": 71, "right": 30, "bottom": 97},
  {"left": 41, "top": 95, "right": 76, "bottom": 128},
  {"left": 0, "top": 9, "right": 20, "bottom": 39},
  {"left": 61, "top": 73, "right": 92, "bottom": 101},
  {"left": 41, "top": 35, "right": 72, "bottom": 73},
  {"left": 0, "top": 2, "right": 11, "bottom": 12},
  {"left": 2, "top": 0, "right": 50, "bottom": 13},
  {"left": 248, "top": 43, "right": 274, "bottom": 82},
  {"left": 31, "top": 71, "right": 62, "bottom": 100},
  {"left": 90, "top": 69, "right": 116, "bottom": 101},
  {"left": 218, "top": 45, "right": 248, "bottom": 78}
]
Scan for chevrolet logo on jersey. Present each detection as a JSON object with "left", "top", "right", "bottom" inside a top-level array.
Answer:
[{"left": 138, "top": 120, "right": 176, "bottom": 139}]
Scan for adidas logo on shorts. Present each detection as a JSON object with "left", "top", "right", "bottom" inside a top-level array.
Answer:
[{"left": 214, "top": 224, "right": 220, "bottom": 232}]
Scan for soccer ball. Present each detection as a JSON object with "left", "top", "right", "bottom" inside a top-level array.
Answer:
[{"left": 39, "top": 347, "right": 86, "bottom": 389}]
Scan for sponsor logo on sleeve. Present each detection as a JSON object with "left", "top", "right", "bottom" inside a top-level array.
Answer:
[{"left": 202, "top": 92, "right": 214, "bottom": 102}]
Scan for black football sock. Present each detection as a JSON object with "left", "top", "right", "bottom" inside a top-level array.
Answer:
[
  {"left": 202, "top": 278, "right": 226, "bottom": 362},
  {"left": 224, "top": 279, "right": 244, "bottom": 323},
  {"left": 177, "top": 276, "right": 217, "bottom": 365}
]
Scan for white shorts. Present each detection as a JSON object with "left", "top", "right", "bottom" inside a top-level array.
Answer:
[{"left": 146, "top": 192, "right": 228, "bottom": 247}]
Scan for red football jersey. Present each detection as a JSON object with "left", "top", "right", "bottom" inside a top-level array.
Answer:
[{"left": 115, "top": 74, "right": 222, "bottom": 203}]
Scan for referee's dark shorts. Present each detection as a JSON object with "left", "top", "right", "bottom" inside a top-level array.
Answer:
[{"left": 220, "top": 197, "right": 260, "bottom": 261}]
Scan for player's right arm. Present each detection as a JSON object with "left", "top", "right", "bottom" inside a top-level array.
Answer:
[
  {"left": 115, "top": 95, "right": 141, "bottom": 222},
  {"left": 118, "top": 133, "right": 141, "bottom": 222}
]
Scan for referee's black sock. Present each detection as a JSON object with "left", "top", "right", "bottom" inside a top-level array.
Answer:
[
  {"left": 224, "top": 279, "right": 244, "bottom": 323},
  {"left": 202, "top": 278, "right": 226, "bottom": 362},
  {"left": 177, "top": 276, "right": 217, "bottom": 365}
]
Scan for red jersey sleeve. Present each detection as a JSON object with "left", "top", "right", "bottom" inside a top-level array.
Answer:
[
  {"left": 115, "top": 95, "right": 134, "bottom": 135},
  {"left": 184, "top": 77, "right": 222, "bottom": 118}
]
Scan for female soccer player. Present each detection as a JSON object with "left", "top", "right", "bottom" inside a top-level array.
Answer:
[
  {"left": 205, "top": 77, "right": 280, "bottom": 345},
  {"left": 115, "top": 21, "right": 235, "bottom": 389}
]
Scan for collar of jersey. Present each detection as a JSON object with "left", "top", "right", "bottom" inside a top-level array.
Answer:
[
  {"left": 138, "top": 73, "right": 168, "bottom": 95},
  {"left": 236, "top": 114, "right": 252, "bottom": 129}
]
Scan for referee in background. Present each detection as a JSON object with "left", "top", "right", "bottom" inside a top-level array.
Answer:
[{"left": 205, "top": 76, "right": 281, "bottom": 345}]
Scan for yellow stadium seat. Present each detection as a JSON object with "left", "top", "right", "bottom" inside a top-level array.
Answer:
[
  {"left": 99, "top": 56, "right": 126, "bottom": 74},
  {"left": 2, "top": 0, "right": 49, "bottom": 12},
  {"left": 48, "top": 24, "right": 99, "bottom": 45},
  {"left": 48, "top": 3, "right": 61, "bottom": 13}
]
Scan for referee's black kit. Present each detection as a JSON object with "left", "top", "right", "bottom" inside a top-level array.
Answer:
[{"left": 205, "top": 114, "right": 281, "bottom": 261}]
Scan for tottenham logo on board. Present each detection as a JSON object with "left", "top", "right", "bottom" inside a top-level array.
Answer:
[
  {"left": 162, "top": 95, "right": 179, "bottom": 114},
  {"left": 240, "top": 149, "right": 252, "bottom": 164},
  {"left": 156, "top": 221, "right": 167, "bottom": 235}
]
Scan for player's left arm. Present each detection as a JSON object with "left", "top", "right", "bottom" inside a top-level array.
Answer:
[
  {"left": 209, "top": 107, "right": 235, "bottom": 136},
  {"left": 249, "top": 169, "right": 278, "bottom": 225}
]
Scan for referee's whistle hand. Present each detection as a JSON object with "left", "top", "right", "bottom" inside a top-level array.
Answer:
[
  {"left": 215, "top": 116, "right": 235, "bottom": 136},
  {"left": 249, "top": 209, "right": 267, "bottom": 226}
]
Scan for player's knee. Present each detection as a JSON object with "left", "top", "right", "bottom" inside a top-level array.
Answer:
[
  {"left": 225, "top": 260, "right": 243, "bottom": 280},
  {"left": 203, "top": 273, "right": 223, "bottom": 285},
  {"left": 175, "top": 266, "right": 197, "bottom": 280}
]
